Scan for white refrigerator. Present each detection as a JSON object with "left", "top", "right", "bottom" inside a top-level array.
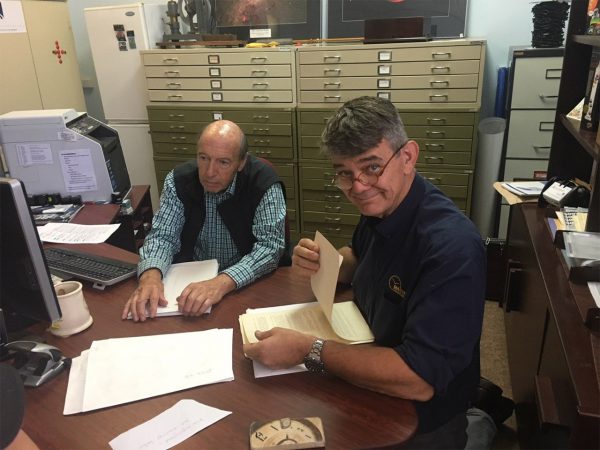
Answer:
[{"left": 85, "top": 3, "right": 166, "bottom": 210}]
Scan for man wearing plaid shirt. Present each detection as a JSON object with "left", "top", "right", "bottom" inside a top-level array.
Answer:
[{"left": 122, "top": 120, "right": 287, "bottom": 322}]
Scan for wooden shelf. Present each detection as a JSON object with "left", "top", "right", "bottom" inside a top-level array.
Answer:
[
  {"left": 559, "top": 114, "right": 600, "bottom": 160},
  {"left": 572, "top": 34, "right": 600, "bottom": 46}
]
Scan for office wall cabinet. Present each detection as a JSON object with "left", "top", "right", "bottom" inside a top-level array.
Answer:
[
  {"left": 143, "top": 39, "right": 485, "bottom": 247},
  {"left": 0, "top": 0, "right": 85, "bottom": 115},
  {"left": 497, "top": 48, "right": 563, "bottom": 238}
]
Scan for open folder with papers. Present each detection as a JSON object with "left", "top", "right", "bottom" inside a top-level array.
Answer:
[{"left": 239, "top": 231, "right": 374, "bottom": 345}]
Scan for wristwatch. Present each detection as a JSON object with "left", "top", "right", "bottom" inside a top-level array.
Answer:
[{"left": 304, "top": 338, "right": 326, "bottom": 374}]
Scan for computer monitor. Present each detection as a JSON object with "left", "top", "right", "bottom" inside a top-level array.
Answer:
[{"left": 0, "top": 178, "right": 61, "bottom": 338}]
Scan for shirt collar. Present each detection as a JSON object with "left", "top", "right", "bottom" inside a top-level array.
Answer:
[{"left": 365, "top": 172, "right": 425, "bottom": 239}]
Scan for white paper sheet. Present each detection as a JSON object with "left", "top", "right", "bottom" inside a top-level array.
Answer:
[
  {"left": 37, "top": 222, "right": 120, "bottom": 244},
  {"left": 109, "top": 399, "right": 231, "bottom": 450},
  {"left": 64, "top": 329, "right": 234, "bottom": 414}
]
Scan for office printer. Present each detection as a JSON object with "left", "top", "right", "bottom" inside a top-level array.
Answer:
[{"left": 0, "top": 109, "right": 130, "bottom": 203}]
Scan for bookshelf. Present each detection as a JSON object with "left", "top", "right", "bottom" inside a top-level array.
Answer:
[{"left": 550, "top": 0, "right": 600, "bottom": 231}]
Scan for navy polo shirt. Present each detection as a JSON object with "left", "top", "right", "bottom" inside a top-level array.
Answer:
[{"left": 351, "top": 173, "right": 485, "bottom": 433}]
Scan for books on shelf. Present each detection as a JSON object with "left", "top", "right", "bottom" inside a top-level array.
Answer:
[{"left": 500, "top": 181, "right": 545, "bottom": 198}]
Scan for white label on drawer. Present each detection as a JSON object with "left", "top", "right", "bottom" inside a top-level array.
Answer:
[
  {"left": 208, "top": 55, "right": 220, "bottom": 64},
  {"left": 377, "top": 92, "right": 391, "bottom": 100},
  {"left": 378, "top": 51, "right": 392, "bottom": 61},
  {"left": 250, "top": 28, "right": 271, "bottom": 38},
  {"left": 213, "top": 113, "right": 223, "bottom": 120},
  {"left": 211, "top": 80, "right": 222, "bottom": 89},
  {"left": 212, "top": 92, "right": 223, "bottom": 101},
  {"left": 378, "top": 65, "right": 391, "bottom": 75},
  {"left": 377, "top": 79, "right": 391, "bottom": 89},
  {"left": 209, "top": 68, "right": 221, "bottom": 77}
]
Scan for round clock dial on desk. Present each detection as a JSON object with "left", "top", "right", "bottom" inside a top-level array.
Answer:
[{"left": 249, "top": 417, "right": 325, "bottom": 450}]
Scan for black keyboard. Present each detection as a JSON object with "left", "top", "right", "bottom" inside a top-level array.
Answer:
[{"left": 44, "top": 247, "right": 137, "bottom": 287}]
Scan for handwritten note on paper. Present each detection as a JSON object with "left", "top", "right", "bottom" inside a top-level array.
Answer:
[
  {"left": 109, "top": 399, "right": 231, "bottom": 450},
  {"left": 37, "top": 222, "right": 120, "bottom": 244}
]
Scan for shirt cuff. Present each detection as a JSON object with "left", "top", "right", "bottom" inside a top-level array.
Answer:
[
  {"left": 137, "top": 257, "right": 170, "bottom": 279},
  {"left": 221, "top": 264, "right": 255, "bottom": 290}
]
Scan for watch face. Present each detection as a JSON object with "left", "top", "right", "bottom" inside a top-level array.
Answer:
[{"left": 249, "top": 417, "right": 325, "bottom": 450}]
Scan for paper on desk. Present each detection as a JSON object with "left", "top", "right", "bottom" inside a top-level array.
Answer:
[
  {"left": 37, "top": 222, "right": 120, "bottom": 244},
  {"left": 63, "top": 329, "right": 234, "bottom": 415},
  {"left": 128, "top": 260, "right": 219, "bottom": 319},
  {"left": 311, "top": 231, "right": 343, "bottom": 323},
  {"left": 109, "top": 399, "right": 231, "bottom": 450}
]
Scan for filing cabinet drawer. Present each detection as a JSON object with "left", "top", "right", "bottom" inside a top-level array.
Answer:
[
  {"left": 149, "top": 90, "right": 293, "bottom": 103},
  {"left": 503, "top": 159, "right": 549, "bottom": 181},
  {"left": 299, "top": 74, "right": 479, "bottom": 91},
  {"left": 417, "top": 152, "right": 471, "bottom": 166},
  {"left": 151, "top": 132, "right": 197, "bottom": 144},
  {"left": 153, "top": 143, "right": 196, "bottom": 157},
  {"left": 405, "top": 125, "right": 474, "bottom": 139},
  {"left": 303, "top": 200, "right": 358, "bottom": 215},
  {"left": 299, "top": 60, "right": 481, "bottom": 78},
  {"left": 505, "top": 110, "right": 555, "bottom": 159},
  {"left": 250, "top": 147, "right": 294, "bottom": 160},
  {"left": 148, "top": 107, "right": 292, "bottom": 124},
  {"left": 143, "top": 50, "right": 293, "bottom": 66},
  {"left": 299, "top": 89, "right": 478, "bottom": 105},
  {"left": 146, "top": 77, "right": 293, "bottom": 91},
  {"left": 400, "top": 112, "right": 476, "bottom": 126},
  {"left": 145, "top": 65, "right": 293, "bottom": 79},
  {"left": 511, "top": 56, "right": 562, "bottom": 109},
  {"left": 151, "top": 121, "right": 208, "bottom": 133},
  {"left": 420, "top": 171, "right": 470, "bottom": 186}
]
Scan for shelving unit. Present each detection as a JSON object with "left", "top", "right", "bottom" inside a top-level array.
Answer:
[{"left": 549, "top": 0, "right": 600, "bottom": 231}]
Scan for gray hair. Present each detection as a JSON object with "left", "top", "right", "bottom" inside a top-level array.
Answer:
[{"left": 320, "top": 96, "right": 408, "bottom": 158}]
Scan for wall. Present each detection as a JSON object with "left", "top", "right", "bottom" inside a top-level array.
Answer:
[{"left": 466, "top": 0, "right": 536, "bottom": 119}]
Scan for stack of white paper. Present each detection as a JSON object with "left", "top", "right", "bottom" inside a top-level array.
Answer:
[{"left": 64, "top": 329, "right": 234, "bottom": 415}]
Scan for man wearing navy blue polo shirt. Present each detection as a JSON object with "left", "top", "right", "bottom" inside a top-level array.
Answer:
[{"left": 244, "top": 96, "right": 486, "bottom": 448}]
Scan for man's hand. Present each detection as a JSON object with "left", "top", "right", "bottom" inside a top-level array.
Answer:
[
  {"left": 243, "top": 327, "right": 315, "bottom": 369},
  {"left": 121, "top": 269, "right": 167, "bottom": 322},
  {"left": 177, "top": 273, "right": 236, "bottom": 316},
  {"left": 292, "top": 238, "right": 320, "bottom": 276}
]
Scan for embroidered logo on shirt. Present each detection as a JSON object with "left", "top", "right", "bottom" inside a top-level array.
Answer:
[{"left": 388, "top": 275, "right": 406, "bottom": 298}]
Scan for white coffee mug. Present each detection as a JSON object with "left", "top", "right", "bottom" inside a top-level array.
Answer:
[{"left": 50, "top": 281, "right": 93, "bottom": 337}]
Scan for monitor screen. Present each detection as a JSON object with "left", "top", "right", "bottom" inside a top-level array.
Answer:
[{"left": 0, "top": 178, "right": 61, "bottom": 335}]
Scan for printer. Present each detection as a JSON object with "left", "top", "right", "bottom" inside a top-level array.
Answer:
[{"left": 0, "top": 109, "right": 130, "bottom": 203}]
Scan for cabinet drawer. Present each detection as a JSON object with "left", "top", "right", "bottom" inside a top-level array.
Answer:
[
  {"left": 149, "top": 108, "right": 292, "bottom": 124},
  {"left": 299, "top": 89, "right": 478, "bottom": 105},
  {"left": 299, "top": 74, "right": 479, "bottom": 91},
  {"left": 151, "top": 121, "right": 207, "bottom": 133},
  {"left": 303, "top": 200, "right": 358, "bottom": 215},
  {"left": 151, "top": 132, "right": 197, "bottom": 144},
  {"left": 299, "top": 110, "right": 337, "bottom": 124},
  {"left": 247, "top": 134, "right": 292, "bottom": 147},
  {"left": 420, "top": 171, "right": 470, "bottom": 186},
  {"left": 238, "top": 123, "right": 291, "bottom": 136},
  {"left": 503, "top": 159, "right": 549, "bottom": 180},
  {"left": 511, "top": 56, "right": 562, "bottom": 109},
  {"left": 417, "top": 139, "right": 474, "bottom": 152},
  {"left": 400, "top": 112, "right": 476, "bottom": 126},
  {"left": 301, "top": 166, "right": 336, "bottom": 181},
  {"left": 145, "top": 65, "right": 293, "bottom": 78},
  {"left": 143, "top": 51, "right": 293, "bottom": 66},
  {"left": 298, "top": 45, "right": 482, "bottom": 65},
  {"left": 302, "top": 220, "right": 357, "bottom": 238},
  {"left": 153, "top": 142, "right": 196, "bottom": 157},
  {"left": 146, "top": 78, "right": 293, "bottom": 90},
  {"left": 506, "top": 110, "right": 555, "bottom": 159},
  {"left": 405, "top": 125, "right": 474, "bottom": 139},
  {"left": 299, "top": 60, "right": 480, "bottom": 78},
  {"left": 417, "top": 152, "right": 471, "bottom": 166},
  {"left": 250, "top": 147, "right": 294, "bottom": 160},
  {"left": 149, "top": 90, "right": 293, "bottom": 103}
]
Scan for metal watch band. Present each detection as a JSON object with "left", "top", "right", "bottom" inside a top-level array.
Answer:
[{"left": 304, "top": 338, "right": 326, "bottom": 374}]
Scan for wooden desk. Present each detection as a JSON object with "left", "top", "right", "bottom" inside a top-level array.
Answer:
[{"left": 24, "top": 258, "right": 418, "bottom": 449}]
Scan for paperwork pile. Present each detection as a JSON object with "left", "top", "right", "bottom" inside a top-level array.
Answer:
[{"left": 64, "top": 329, "right": 234, "bottom": 414}]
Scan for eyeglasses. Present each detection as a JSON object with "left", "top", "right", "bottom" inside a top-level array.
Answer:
[{"left": 331, "top": 145, "right": 404, "bottom": 190}]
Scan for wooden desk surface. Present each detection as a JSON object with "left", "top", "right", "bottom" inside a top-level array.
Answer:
[{"left": 24, "top": 259, "right": 417, "bottom": 449}]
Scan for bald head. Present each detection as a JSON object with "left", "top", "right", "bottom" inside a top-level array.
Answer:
[{"left": 199, "top": 120, "right": 248, "bottom": 161}]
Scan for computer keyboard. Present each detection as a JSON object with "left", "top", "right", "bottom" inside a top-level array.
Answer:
[{"left": 44, "top": 247, "right": 137, "bottom": 288}]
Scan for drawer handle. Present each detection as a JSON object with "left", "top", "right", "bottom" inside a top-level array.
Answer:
[
  {"left": 425, "top": 156, "right": 444, "bottom": 162},
  {"left": 431, "top": 66, "right": 451, "bottom": 73},
  {"left": 425, "top": 143, "right": 445, "bottom": 150},
  {"left": 166, "top": 82, "right": 181, "bottom": 88},
  {"left": 324, "top": 194, "right": 342, "bottom": 201},
  {"left": 324, "top": 82, "right": 341, "bottom": 88},
  {"left": 324, "top": 205, "right": 341, "bottom": 212},
  {"left": 252, "top": 128, "right": 270, "bottom": 133},
  {"left": 253, "top": 95, "right": 270, "bottom": 101},
  {"left": 427, "top": 117, "right": 447, "bottom": 124},
  {"left": 425, "top": 177, "right": 442, "bottom": 183},
  {"left": 167, "top": 94, "right": 183, "bottom": 99},
  {"left": 172, "top": 147, "right": 189, "bottom": 151},
  {"left": 251, "top": 56, "right": 267, "bottom": 62},
  {"left": 251, "top": 70, "right": 268, "bottom": 75},
  {"left": 253, "top": 82, "right": 269, "bottom": 87},
  {"left": 539, "top": 121, "right": 555, "bottom": 131},
  {"left": 168, "top": 114, "right": 185, "bottom": 118},
  {"left": 253, "top": 115, "right": 270, "bottom": 120},
  {"left": 323, "top": 55, "right": 341, "bottom": 62},
  {"left": 255, "top": 150, "right": 272, "bottom": 155},
  {"left": 324, "top": 95, "right": 342, "bottom": 101},
  {"left": 163, "top": 57, "right": 179, "bottom": 62},
  {"left": 429, "top": 94, "right": 449, "bottom": 102},
  {"left": 325, "top": 227, "right": 342, "bottom": 233},
  {"left": 323, "top": 116, "right": 333, "bottom": 123},
  {"left": 253, "top": 139, "right": 271, "bottom": 144},
  {"left": 324, "top": 69, "right": 342, "bottom": 75},
  {"left": 169, "top": 125, "right": 185, "bottom": 130},
  {"left": 164, "top": 70, "right": 180, "bottom": 76},
  {"left": 322, "top": 172, "right": 332, "bottom": 179},
  {"left": 432, "top": 51, "right": 451, "bottom": 59},
  {"left": 539, "top": 94, "right": 558, "bottom": 100},
  {"left": 170, "top": 136, "right": 187, "bottom": 141},
  {"left": 430, "top": 80, "right": 450, "bottom": 87},
  {"left": 325, "top": 217, "right": 341, "bottom": 223},
  {"left": 426, "top": 130, "right": 446, "bottom": 137},
  {"left": 545, "top": 68, "right": 562, "bottom": 79},
  {"left": 532, "top": 145, "right": 551, "bottom": 151}
]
